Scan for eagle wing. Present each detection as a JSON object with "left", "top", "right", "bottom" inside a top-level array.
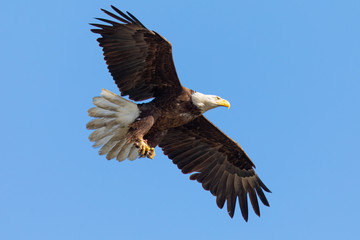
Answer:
[
  {"left": 159, "top": 116, "right": 271, "bottom": 221},
  {"left": 91, "top": 6, "right": 182, "bottom": 101}
]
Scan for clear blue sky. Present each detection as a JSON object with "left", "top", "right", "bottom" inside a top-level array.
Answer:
[{"left": 1, "top": 0, "right": 359, "bottom": 239}]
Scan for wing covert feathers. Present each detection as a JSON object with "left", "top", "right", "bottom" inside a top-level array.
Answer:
[
  {"left": 90, "top": 6, "right": 183, "bottom": 101},
  {"left": 159, "top": 116, "right": 271, "bottom": 221}
]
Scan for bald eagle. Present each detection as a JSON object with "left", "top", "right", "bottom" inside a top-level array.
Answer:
[{"left": 87, "top": 6, "right": 270, "bottom": 221}]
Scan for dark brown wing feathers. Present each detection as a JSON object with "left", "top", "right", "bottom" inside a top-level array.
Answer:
[
  {"left": 91, "top": 6, "right": 182, "bottom": 101},
  {"left": 159, "top": 116, "right": 271, "bottom": 221}
]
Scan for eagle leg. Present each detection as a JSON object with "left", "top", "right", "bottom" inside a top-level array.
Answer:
[
  {"left": 135, "top": 139, "right": 155, "bottom": 159},
  {"left": 147, "top": 147, "right": 155, "bottom": 159}
]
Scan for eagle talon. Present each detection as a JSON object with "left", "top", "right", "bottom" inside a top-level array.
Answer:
[
  {"left": 147, "top": 148, "right": 155, "bottom": 159},
  {"left": 135, "top": 139, "right": 152, "bottom": 158}
]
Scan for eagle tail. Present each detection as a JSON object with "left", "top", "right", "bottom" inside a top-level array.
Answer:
[{"left": 87, "top": 89, "right": 141, "bottom": 161}]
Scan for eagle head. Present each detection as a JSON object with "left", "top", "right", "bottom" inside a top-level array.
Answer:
[{"left": 191, "top": 92, "right": 230, "bottom": 113}]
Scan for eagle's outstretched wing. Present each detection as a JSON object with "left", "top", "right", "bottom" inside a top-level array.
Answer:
[
  {"left": 159, "top": 116, "right": 271, "bottom": 221},
  {"left": 91, "top": 6, "right": 183, "bottom": 101}
]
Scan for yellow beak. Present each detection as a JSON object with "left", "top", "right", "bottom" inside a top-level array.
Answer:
[{"left": 216, "top": 99, "right": 231, "bottom": 109}]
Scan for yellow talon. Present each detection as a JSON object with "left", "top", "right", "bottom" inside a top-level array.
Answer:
[
  {"left": 139, "top": 143, "right": 146, "bottom": 156},
  {"left": 135, "top": 139, "right": 155, "bottom": 159},
  {"left": 147, "top": 148, "right": 155, "bottom": 159}
]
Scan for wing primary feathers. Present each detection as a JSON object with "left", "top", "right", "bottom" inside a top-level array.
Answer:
[
  {"left": 90, "top": 23, "right": 112, "bottom": 31},
  {"left": 126, "top": 11, "right": 146, "bottom": 28},
  {"left": 255, "top": 185, "right": 270, "bottom": 207},
  {"left": 215, "top": 172, "right": 229, "bottom": 209},
  {"left": 258, "top": 177, "right": 272, "bottom": 193},
  {"left": 226, "top": 174, "right": 236, "bottom": 218},
  {"left": 101, "top": 8, "right": 131, "bottom": 24},
  {"left": 95, "top": 17, "right": 121, "bottom": 26},
  {"left": 90, "top": 28, "right": 105, "bottom": 34},
  {"left": 248, "top": 188, "right": 260, "bottom": 217},
  {"left": 238, "top": 189, "right": 249, "bottom": 221},
  {"left": 110, "top": 5, "right": 137, "bottom": 24}
]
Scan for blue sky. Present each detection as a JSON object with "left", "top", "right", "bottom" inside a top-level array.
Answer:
[{"left": 1, "top": 0, "right": 359, "bottom": 239}]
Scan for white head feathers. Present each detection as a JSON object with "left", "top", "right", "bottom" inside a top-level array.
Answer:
[{"left": 191, "top": 92, "right": 230, "bottom": 113}]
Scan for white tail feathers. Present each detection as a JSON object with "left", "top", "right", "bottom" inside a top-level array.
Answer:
[{"left": 87, "top": 89, "right": 141, "bottom": 162}]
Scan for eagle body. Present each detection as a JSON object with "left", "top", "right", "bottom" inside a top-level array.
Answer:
[
  {"left": 88, "top": 6, "right": 271, "bottom": 221},
  {"left": 139, "top": 88, "right": 201, "bottom": 131},
  {"left": 128, "top": 88, "right": 201, "bottom": 148}
]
